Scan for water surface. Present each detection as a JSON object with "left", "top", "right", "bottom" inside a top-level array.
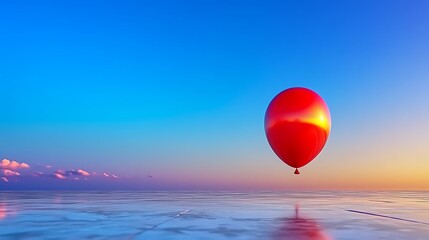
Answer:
[{"left": 0, "top": 191, "right": 428, "bottom": 239}]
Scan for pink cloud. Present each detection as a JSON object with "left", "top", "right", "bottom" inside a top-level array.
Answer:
[
  {"left": 102, "top": 173, "right": 119, "bottom": 179},
  {"left": 3, "top": 169, "right": 20, "bottom": 176},
  {"left": 0, "top": 159, "right": 11, "bottom": 168},
  {"left": 77, "top": 169, "right": 90, "bottom": 176},
  {"left": 20, "top": 163, "right": 30, "bottom": 168},
  {"left": 0, "top": 159, "right": 30, "bottom": 170},
  {"left": 9, "top": 161, "right": 19, "bottom": 169},
  {"left": 0, "top": 158, "right": 123, "bottom": 185},
  {"left": 63, "top": 169, "right": 91, "bottom": 177},
  {"left": 53, "top": 173, "right": 66, "bottom": 179},
  {"left": 50, "top": 169, "right": 92, "bottom": 179}
]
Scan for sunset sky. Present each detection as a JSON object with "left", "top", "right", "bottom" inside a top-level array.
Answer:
[{"left": 1, "top": 0, "right": 428, "bottom": 190}]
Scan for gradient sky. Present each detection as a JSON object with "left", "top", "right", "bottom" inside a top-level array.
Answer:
[{"left": 1, "top": 0, "right": 429, "bottom": 190}]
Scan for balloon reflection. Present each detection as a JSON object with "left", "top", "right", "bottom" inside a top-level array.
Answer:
[
  {"left": 0, "top": 203, "right": 7, "bottom": 220},
  {"left": 272, "top": 206, "right": 332, "bottom": 240}
]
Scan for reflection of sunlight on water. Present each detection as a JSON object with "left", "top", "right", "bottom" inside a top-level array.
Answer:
[{"left": 273, "top": 205, "right": 331, "bottom": 240}]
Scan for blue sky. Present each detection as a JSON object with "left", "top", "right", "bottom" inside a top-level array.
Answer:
[{"left": 1, "top": 0, "right": 429, "bottom": 189}]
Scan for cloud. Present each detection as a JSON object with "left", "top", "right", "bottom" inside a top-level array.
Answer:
[
  {"left": 0, "top": 159, "right": 30, "bottom": 170},
  {"left": 77, "top": 169, "right": 90, "bottom": 176},
  {"left": 52, "top": 173, "right": 66, "bottom": 179},
  {"left": 3, "top": 169, "right": 20, "bottom": 176},
  {"left": 51, "top": 169, "right": 91, "bottom": 179},
  {"left": 0, "top": 158, "right": 122, "bottom": 188},
  {"left": 64, "top": 169, "right": 91, "bottom": 177},
  {"left": 102, "top": 172, "right": 119, "bottom": 178},
  {"left": 20, "top": 163, "right": 30, "bottom": 168},
  {"left": 32, "top": 172, "right": 44, "bottom": 177}
]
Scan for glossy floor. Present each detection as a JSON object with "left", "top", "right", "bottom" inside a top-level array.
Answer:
[{"left": 0, "top": 191, "right": 428, "bottom": 239}]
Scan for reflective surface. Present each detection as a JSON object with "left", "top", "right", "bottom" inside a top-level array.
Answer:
[
  {"left": 265, "top": 88, "right": 331, "bottom": 170},
  {"left": 0, "top": 191, "right": 428, "bottom": 239},
  {"left": 272, "top": 205, "right": 332, "bottom": 240}
]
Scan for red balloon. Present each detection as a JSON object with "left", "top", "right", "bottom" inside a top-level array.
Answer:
[{"left": 265, "top": 87, "right": 331, "bottom": 174}]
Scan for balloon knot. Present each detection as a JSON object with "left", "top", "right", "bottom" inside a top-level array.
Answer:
[{"left": 294, "top": 168, "right": 300, "bottom": 174}]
